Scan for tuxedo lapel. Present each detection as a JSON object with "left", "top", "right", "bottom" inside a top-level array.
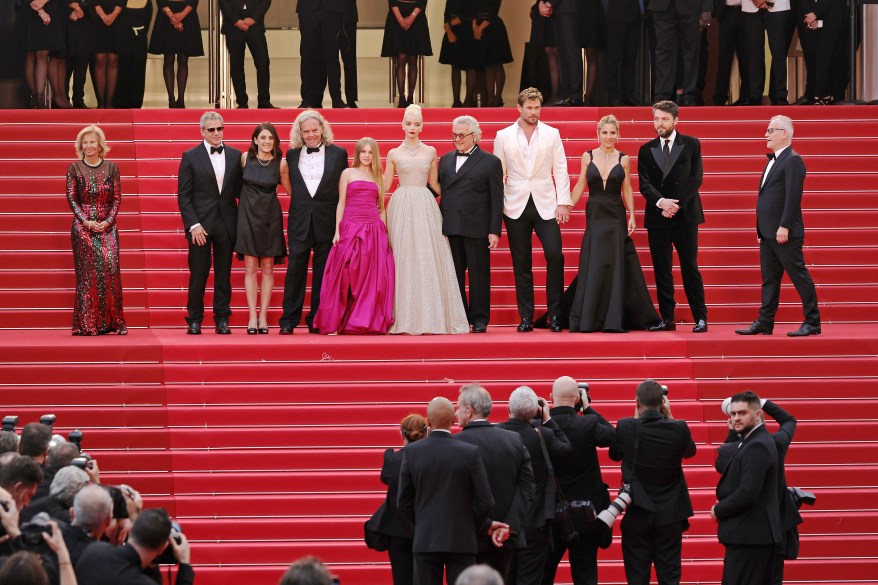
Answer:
[
  {"left": 450, "top": 147, "right": 484, "bottom": 184},
  {"left": 220, "top": 147, "right": 238, "bottom": 197},
  {"left": 194, "top": 146, "right": 221, "bottom": 197},
  {"left": 532, "top": 127, "right": 549, "bottom": 174},
  {"left": 507, "top": 128, "right": 528, "bottom": 177},
  {"left": 314, "top": 146, "right": 337, "bottom": 197},
  {"left": 759, "top": 148, "right": 790, "bottom": 193},
  {"left": 288, "top": 149, "right": 308, "bottom": 194}
]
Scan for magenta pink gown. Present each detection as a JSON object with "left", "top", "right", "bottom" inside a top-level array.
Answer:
[{"left": 314, "top": 180, "right": 395, "bottom": 334}]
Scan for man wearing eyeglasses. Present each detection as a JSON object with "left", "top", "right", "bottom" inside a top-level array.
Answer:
[
  {"left": 736, "top": 116, "right": 820, "bottom": 337},
  {"left": 437, "top": 116, "right": 504, "bottom": 333},
  {"left": 177, "top": 112, "right": 243, "bottom": 335}
]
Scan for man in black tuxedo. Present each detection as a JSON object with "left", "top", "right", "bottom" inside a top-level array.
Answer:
[
  {"left": 437, "top": 116, "right": 504, "bottom": 333},
  {"left": 736, "top": 116, "right": 820, "bottom": 337},
  {"left": 647, "top": 0, "right": 712, "bottom": 105},
  {"left": 340, "top": 0, "right": 358, "bottom": 108},
  {"left": 296, "top": 0, "right": 346, "bottom": 108},
  {"left": 710, "top": 391, "right": 782, "bottom": 585},
  {"left": 455, "top": 385, "right": 535, "bottom": 582},
  {"left": 542, "top": 376, "right": 615, "bottom": 585},
  {"left": 498, "top": 386, "right": 573, "bottom": 585},
  {"left": 605, "top": 0, "right": 643, "bottom": 107},
  {"left": 219, "top": 0, "right": 274, "bottom": 109},
  {"left": 177, "top": 112, "right": 243, "bottom": 335},
  {"left": 608, "top": 379, "right": 696, "bottom": 585},
  {"left": 398, "top": 397, "right": 501, "bottom": 585},
  {"left": 279, "top": 111, "right": 348, "bottom": 334},
  {"left": 638, "top": 100, "right": 708, "bottom": 333}
]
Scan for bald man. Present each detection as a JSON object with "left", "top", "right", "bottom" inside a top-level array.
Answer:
[{"left": 398, "top": 398, "right": 497, "bottom": 585}]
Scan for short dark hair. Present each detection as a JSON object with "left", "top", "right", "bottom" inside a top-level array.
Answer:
[
  {"left": 130, "top": 508, "right": 172, "bottom": 550},
  {"left": 18, "top": 424, "right": 51, "bottom": 458},
  {"left": 46, "top": 443, "right": 79, "bottom": 472},
  {"left": 653, "top": 100, "right": 679, "bottom": 119},
  {"left": 279, "top": 556, "right": 332, "bottom": 585},
  {"left": 0, "top": 551, "right": 49, "bottom": 585},
  {"left": 730, "top": 391, "right": 761, "bottom": 409},
  {"left": 0, "top": 454, "right": 43, "bottom": 491},
  {"left": 635, "top": 379, "right": 664, "bottom": 409}
]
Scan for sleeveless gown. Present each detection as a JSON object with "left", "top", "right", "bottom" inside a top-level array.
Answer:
[
  {"left": 314, "top": 180, "right": 395, "bottom": 335},
  {"left": 386, "top": 152, "right": 469, "bottom": 334},
  {"left": 568, "top": 153, "right": 660, "bottom": 332},
  {"left": 235, "top": 157, "right": 287, "bottom": 263}
]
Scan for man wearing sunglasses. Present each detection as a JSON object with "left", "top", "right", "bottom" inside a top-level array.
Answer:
[{"left": 177, "top": 112, "right": 244, "bottom": 335}]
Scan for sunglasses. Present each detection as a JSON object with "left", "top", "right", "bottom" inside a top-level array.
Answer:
[
  {"left": 452, "top": 132, "right": 474, "bottom": 141},
  {"left": 204, "top": 126, "right": 224, "bottom": 133}
]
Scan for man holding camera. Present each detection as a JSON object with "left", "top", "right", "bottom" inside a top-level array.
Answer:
[
  {"left": 542, "top": 376, "right": 615, "bottom": 585},
  {"left": 608, "top": 380, "right": 697, "bottom": 585}
]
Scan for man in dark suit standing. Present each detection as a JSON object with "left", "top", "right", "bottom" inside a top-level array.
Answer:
[
  {"left": 398, "top": 397, "right": 500, "bottom": 585},
  {"left": 455, "top": 385, "right": 535, "bottom": 582},
  {"left": 498, "top": 386, "right": 573, "bottom": 585},
  {"left": 296, "top": 0, "right": 346, "bottom": 108},
  {"left": 177, "top": 112, "right": 243, "bottom": 335},
  {"left": 279, "top": 110, "right": 348, "bottom": 334},
  {"left": 638, "top": 100, "right": 708, "bottom": 333},
  {"left": 339, "top": 0, "right": 358, "bottom": 108},
  {"left": 647, "top": 0, "right": 712, "bottom": 105},
  {"left": 736, "top": 115, "right": 820, "bottom": 337},
  {"left": 437, "top": 116, "right": 504, "bottom": 333},
  {"left": 543, "top": 0, "right": 582, "bottom": 107},
  {"left": 712, "top": 0, "right": 750, "bottom": 105},
  {"left": 605, "top": 0, "right": 643, "bottom": 107},
  {"left": 609, "top": 379, "right": 697, "bottom": 585},
  {"left": 543, "top": 376, "right": 615, "bottom": 585},
  {"left": 219, "top": 0, "right": 275, "bottom": 109},
  {"left": 711, "top": 391, "right": 782, "bottom": 585}
]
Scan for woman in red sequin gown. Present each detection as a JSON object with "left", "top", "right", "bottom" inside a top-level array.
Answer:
[{"left": 66, "top": 125, "right": 127, "bottom": 335}]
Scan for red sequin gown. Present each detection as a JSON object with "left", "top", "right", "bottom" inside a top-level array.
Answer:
[{"left": 66, "top": 160, "right": 127, "bottom": 335}]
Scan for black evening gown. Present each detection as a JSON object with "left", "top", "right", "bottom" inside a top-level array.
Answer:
[
  {"left": 148, "top": 0, "right": 204, "bottom": 56},
  {"left": 381, "top": 0, "right": 433, "bottom": 57},
  {"left": 235, "top": 157, "right": 287, "bottom": 264}
]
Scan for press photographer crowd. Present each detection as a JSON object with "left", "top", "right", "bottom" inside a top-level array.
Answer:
[{"left": 0, "top": 378, "right": 815, "bottom": 585}]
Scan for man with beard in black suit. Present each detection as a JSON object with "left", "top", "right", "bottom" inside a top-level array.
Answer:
[
  {"left": 177, "top": 112, "right": 243, "bottom": 335},
  {"left": 437, "top": 116, "right": 504, "bottom": 333},
  {"left": 609, "top": 379, "right": 696, "bottom": 585},
  {"left": 279, "top": 110, "right": 348, "bottom": 334}
]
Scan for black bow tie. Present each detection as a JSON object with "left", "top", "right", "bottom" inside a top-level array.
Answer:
[
  {"left": 210, "top": 145, "right": 224, "bottom": 155},
  {"left": 306, "top": 146, "right": 321, "bottom": 154},
  {"left": 766, "top": 153, "right": 775, "bottom": 160},
  {"left": 456, "top": 150, "right": 471, "bottom": 157}
]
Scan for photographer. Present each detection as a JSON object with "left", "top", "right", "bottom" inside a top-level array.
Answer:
[
  {"left": 75, "top": 508, "right": 192, "bottom": 585},
  {"left": 23, "top": 467, "right": 90, "bottom": 524},
  {"left": 608, "top": 380, "right": 697, "bottom": 585},
  {"left": 18, "top": 424, "right": 52, "bottom": 465},
  {"left": 543, "top": 376, "right": 614, "bottom": 585},
  {"left": 0, "top": 453, "right": 44, "bottom": 554},
  {"left": 34, "top": 443, "right": 79, "bottom": 501},
  {"left": 0, "top": 523, "right": 78, "bottom": 585},
  {"left": 61, "top": 485, "right": 113, "bottom": 567}
]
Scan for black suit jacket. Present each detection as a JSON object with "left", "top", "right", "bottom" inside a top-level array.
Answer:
[
  {"left": 638, "top": 133, "right": 705, "bottom": 230},
  {"left": 609, "top": 410, "right": 696, "bottom": 526},
  {"left": 498, "top": 417, "right": 574, "bottom": 529},
  {"left": 756, "top": 147, "right": 807, "bottom": 240},
  {"left": 285, "top": 144, "right": 349, "bottom": 243},
  {"left": 61, "top": 523, "right": 97, "bottom": 567},
  {"left": 438, "top": 146, "right": 504, "bottom": 239},
  {"left": 377, "top": 447, "right": 414, "bottom": 538},
  {"left": 647, "top": 0, "right": 711, "bottom": 14},
  {"left": 549, "top": 405, "right": 615, "bottom": 509},
  {"left": 219, "top": 0, "right": 270, "bottom": 34},
  {"left": 455, "top": 421, "right": 536, "bottom": 549},
  {"left": 177, "top": 143, "right": 243, "bottom": 240},
  {"left": 714, "top": 424, "right": 782, "bottom": 546},
  {"left": 398, "top": 430, "right": 494, "bottom": 554},
  {"left": 76, "top": 542, "right": 195, "bottom": 585},
  {"left": 606, "top": 0, "right": 642, "bottom": 22},
  {"left": 297, "top": 0, "right": 343, "bottom": 12}
]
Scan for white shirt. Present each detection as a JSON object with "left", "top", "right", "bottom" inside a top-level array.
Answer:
[
  {"left": 762, "top": 144, "right": 789, "bottom": 187},
  {"left": 516, "top": 122, "right": 540, "bottom": 175},
  {"left": 299, "top": 144, "right": 325, "bottom": 197},
  {"left": 742, "top": 0, "right": 790, "bottom": 14},
  {"left": 455, "top": 145, "right": 478, "bottom": 172},
  {"left": 204, "top": 140, "right": 225, "bottom": 192}
]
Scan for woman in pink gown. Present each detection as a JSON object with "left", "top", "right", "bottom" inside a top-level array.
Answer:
[{"left": 314, "top": 138, "right": 395, "bottom": 334}]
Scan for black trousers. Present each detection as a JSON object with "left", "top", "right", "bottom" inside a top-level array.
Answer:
[
  {"left": 298, "top": 10, "right": 343, "bottom": 107},
  {"left": 744, "top": 10, "right": 790, "bottom": 103},
  {"left": 340, "top": 17, "right": 358, "bottom": 102},
  {"left": 757, "top": 236, "right": 820, "bottom": 326},
  {"left": 186, "top": 225, "right": 234, "bottom": 325},
  {"left": 388, "top": 537, "right": 415, "bottom": 585},
  {"left": 721, "top": 543, "right": 775, "bottom": 585},
  {"left": 279, "top": 224, "right": 332, "bottom": 329},
  {"left": 413, "top": 552, "right": 475, "bottom": 585},
  {"left": 714, "top": 6, "right": 750, "bottom": 105},
  {"left": 554, "top": 15, "right": 583, "bottom": 101},
  {"left": 605, "top": 18, "right": 641, "bottom": 106},
  {"left": 448, "top": 235, "right": 491, "bottom": 326},
  {"left": 509, "top": 526, "right": 550, "bottom": 585},
  {"left": 226, "top": 27, "right": 271, "bottom": 107},
  {"left": 650, "top": 8, "right": 701, "bottom": 99},
  {"left": 504, "top": 197, "right": 564, "bottom": 321},
  {"left": 542, "top": 525, "right": 599, "bottom": 585},
  {"left": 620, "top": 509, "right": 685, "bottom": 585},
  {"left": 477, "top": 546, "right": 514, "bottom": 583},
  {"left": 647, "top": 223, "right": 707, "bottom": 322}
]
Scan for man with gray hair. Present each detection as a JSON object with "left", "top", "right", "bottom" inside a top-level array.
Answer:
[
  {"left": 736, "top": 116, "right": 820, "bottom": 337},
  {"left": 455, "top": 563, "right": 504, "bottom": 585},
  {"left": 21, "top": 465, "right": 90, "bottom": 523},
  {"left": 61, "top": 484, "right": 114, "bottom": 566},
  {"left": 177, "top": 111, "right": 244, "bottom": 335},
  {"left": 437, "top": 116, "right": 504, "bottom": 333}
]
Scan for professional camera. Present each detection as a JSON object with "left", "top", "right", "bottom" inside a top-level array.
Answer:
[
  {"left": 597, "top": 483, "right": 633, "bottom": 529},
  {"left": 789, "top": 487, "right": 817, "bottom": 508},
  {"left": 40, "top": 414, "right": 57, "bottom": 428},
  {"left": 575, "top": 383, "right": 591, "bottom": 414},
  {"left": 155, "top": 520, "right": 184, "bottom": 565},
  {"left": 534, "top": 398, "right": 547, "bottom": 420},
  {"left": 68, "top": 429, "right": 83, "bottom": 450},
  {"left": 554, "top": 499, "right": 596, "bottom": 543},
  {"left": 660, "top": 384, "right": 669, "bottom": 396},
  {"left": 1, "top": 416, "right": 18, "bottom": 432},
  {"left": 71, "top": 452, "right": 94, "bottom": 471},
  {"left": 20, "top": 512, "right": 53, "bottom": 551}
]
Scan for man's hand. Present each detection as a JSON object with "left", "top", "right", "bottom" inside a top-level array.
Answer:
[
  {"left": 235, "top": 19, "right": 250, "bottom": 31},
  {"left": 488, "top": 521, "right": 510, "bottom": 547},
  {"left": 710, "top": 505, "right": 718, "bottom": 521},
  {"left": 487, "top": 234, "right": 499, "bottom": 249},
  {"left": 659, "top": 198, "right": 680, "bottom": 217},
  {"left": 699, "top": 12, "right": 712, "bottom": 30},
  {"left": 191, "top": 226, "right": 207, "bottom": 246},
  {"left": 107, "top": 517, "right": 131, "bottom": 545},
  {"left": 42, "top": 520, "right": 73, "bottom": 562},
  {"left": 555, "top": 205, "right": 570, "bottom": 224},
  {"left": 86, "top": 458, "right": 101, "bottom": 484},
  {"left": 775, "top": 226, "right": 789, "bottom": 244},
  {"left": 170, "top": 530, "right": 192, "bottom": 564},
  {"left": 660, "top": 395, "right": 674, "bottom": 420}
]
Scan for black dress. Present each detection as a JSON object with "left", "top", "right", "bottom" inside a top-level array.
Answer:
[
  {"left": 438, "top": 0, "right": 476, "bottom": 69},
  {"left": 16, "top": 0, "right": 67, "bottom": 52},
  {"left": 381, "top": 0, "right": 433, "bottom": 57},
  {"left": 235, "top": 156, "right": 287, "bottom": 264},
  {"left": 148, "top": 0, "right": 204, "bottom": 56},
  {"left": 92, "top": 0, "right": 124, "bottom": 54},
  {"left": 473, "top": 0, "right": 512, "bottom": 65},
  {"left": 529, "top": 1, "right": 555, "bottom": 48},
  {"left": 568, "top": 152, "right": 659, "bottom": 332},
  {"left": 580, "top": 0, "right": 607, "bottom": 49}
]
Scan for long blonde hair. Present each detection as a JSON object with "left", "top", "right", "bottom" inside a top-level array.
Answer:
[{"left": 353, "top": 137, "right": 384, "bottom": 199}]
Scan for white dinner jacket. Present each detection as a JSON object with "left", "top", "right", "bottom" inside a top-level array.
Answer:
[{"left": 493, "top": 120, "right": 572, "bottom": 220}]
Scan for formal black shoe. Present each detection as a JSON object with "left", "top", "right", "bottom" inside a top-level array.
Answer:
[
  {"left": 347, "top": 101, "right": 358, "bottom": 108},
  {"left": 471, "top": 322, "right": 487, "bottom": 333},
  {"left": 73, "top": 101, "right": 89, "bottom": 109},
  {"left": 215, "top": 320, "right": 231, "bottom": 335},
  {"left": 236, "top": 104, "right": 249, "bottom": 109},
  {"left": 279, "top": 326, "right": 293, "bottom": 335},
  {"left": 679, "top": 94, "right": 697, "bottom": 107},
  {"left": 735, "top": 321, "right": 773, "bottom": 335},
  {"left": 258, "top": 103, "right": 279, "bottom": 109},
  {"left": 549, "top": 315, "right": 562, "bottom": 332},
  {"left": 550, "top": 97, "right": 572, "bottom": 107},
  {"left": 648, "top": 320, "right": 676, "bottom": 332},
  {"left": 787, "top": 323, "right": 821, "bottom": 337},
  {"left": 186, "top": 322, "right": 202, "bottom": 335},
  {"left": 517, "top": 318, "right": 534, "bottom": 333},
  {"left": 692, "top": 319, "right": 708, "bottom": 333},
  {"left": 308, "top": 325, "right": 320, "bottom": 334},
  {"left": 332, "top": 100, "right": 347, "bottom": 108}
]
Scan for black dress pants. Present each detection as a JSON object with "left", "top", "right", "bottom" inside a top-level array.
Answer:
[
  {"left": 186, "top": 225, "right": 234, "bottom": 325},
  {"left": 620, "top": 509, "right": 685, "bottom": 585},
  {"left": 714, "top": 6, "right": 750, "bottom": 104},
  {"left": 279, "top": 223, "right": 332, "bottom": 329},
  {"left": 721, "top": 543, "right": 775, "bottom": 585},
  {"left": 606, "top": 18, "right": 641, "bottom": 105},
  {"left": 542, "top": 525, "right": 599, "bottom": 585},
  {"left": 554, "top": 15, "right": 583, "bottom": 102},
  {"left": 448, "top": 235, "right": 491, "bottom": 326},
  {"left": 388, "top": 536, "right": 415, "bottom": 585},
  {"left": 504, "top": 197, "right": 564, "bottom": 321},
  {"left": 340, "top": 17, "right": 358, "bottom": 103},
  {"left": 647, "top": 223, "right": 707, "bottom": 322},
  {"left": 509, "top": 525, "right": 550, "bottom": 585},
  {"left": 744, "top": 10, "right": 790, "bottom": 103},
  {"left": 298, "top": 10, "right": 343, "bottom": 107},
  {"left": 650, "top": 8, "right": 701, "bottom": 100},
  {"left": 757, "top": 236, "right": 820, "bottom": 326},
  {"left": 226, "top": 27, "right": 271, "bottom": 107},
  {"left": 413, "top": 552, "right": 475, "bottom": 585}
]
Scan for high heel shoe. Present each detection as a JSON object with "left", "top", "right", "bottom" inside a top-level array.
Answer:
[
  {"left": 118, "top": 327, "right": 128, "bottom": 336},
  {"left": 258, "top": 325, "right": 269, "bottom": 335},
  {"left": 247, "top": 320, "right": 258, "bottom": 335}
]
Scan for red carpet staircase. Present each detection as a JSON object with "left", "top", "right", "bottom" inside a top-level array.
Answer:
[{"left": 0, "top": 107, "right": 877, "bottom": 584}]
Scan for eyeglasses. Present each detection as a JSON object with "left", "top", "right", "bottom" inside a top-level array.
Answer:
[
  {"left": 452, "top": 132, "right": 475, "bottom": 141},
  {"left": 204, "top": 126, "right": 224, "bottom": 133},
  {"left": 765, "top": 127, "right": 786, "bottom": 135}
]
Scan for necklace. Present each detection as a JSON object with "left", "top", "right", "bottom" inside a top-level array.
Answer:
[
  {"left": 401, "top": 141, "right": 422, "bottom": 156},
  {"left": 256, "top": 155, "right": 273, "bottom": 167},
  {"left": 596, "top": 149, "right": 617, "bottom": 158},
  {"left": 82, "top": 157, "right": 103, "bottom": 168}
]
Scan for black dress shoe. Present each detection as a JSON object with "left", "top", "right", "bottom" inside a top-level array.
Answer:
[
  {"left": 186, "top": 322, "right": 202, "bottom": 335},
  {"left": 735, "top": 321, "right": 773, "bottom": 335},
  {"left": 347, "top": 101, "right": 358, "bottom": 109},
  {"left": 692, "top": 319, "right": 708, "bottom": 333},
  {"left": 648, "top": 320, "right": 676, "bottom": 332},
  {"left": 787, "top": 323, "right": 821, "bottom": 337},
  {"left": 331, "top": 100, "right": 347, "bottom": 108},
  {"left": 517, "top": 318, "right": 534, "bottom": 333},
  {"left": 471, "top": 322, "right": 487, "bottom": 333},
  {"left": 279, "top": 326, "right": 293, "bottom": 335},
  {"left": 258, "top": 103, "right": 279, "bottom": 109},
  {"left": 308, "top": 325, "right": 320, "bottom": 334},
  {"left": 549, "top": 315, "right": 562, "bottom": 332},
  {"left": 236, "top": 104, "right": 249, "bottom": 109},
  {"left": 215, "top": 321, "right": 232, "bottom": 335}
]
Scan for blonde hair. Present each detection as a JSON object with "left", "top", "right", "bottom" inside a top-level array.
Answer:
[
  {"left": 403, "top": 104, "right": 423, "bottom": 122},
  {"left": 289, "top": 110, "right": 334, "bottom": 149},
  {"left": 518, "top": 87, "right": 544, "bottom": 106},
  {"left": 597, "top": 114, "right": 620, "bottom": 138},
  {"left": 74, "top": 125, "right": 109, "bottom": 159},
  {"left": 353, "top": 137, "right": 384, "bottom": 199}
]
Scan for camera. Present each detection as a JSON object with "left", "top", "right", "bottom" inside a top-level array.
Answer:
[
  {"left": 68, "top": 429, "right": 83, "bottom": 450},
  {"left": 20, "top": 512, "right": 53, "bottom": 550},
  {"left": 534, "top": 398, "right": 546, "bottom": 420},
  {"left": 40, "top": 414, "right": 57, "bottom": 428},
  {"left": 660, "top": 384, "right": 669, "bottom": 396},
  {"left": 575, "top": 383, "right": 591, "bottom": 414},
  {"left": 1, "top": 416, "right": 18, "bottom": 432},
  {"left": 71, "top": 452, "right": 94, "bottom": 471},
  {"left": 789, "top": 487, "right": 816, "bottom": 508},
  {"left": 597, "top": 483, "right": 633, "bottom": 529},
  {"left": 155, "top": 520, "right": 184, "bottom": 565}
]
